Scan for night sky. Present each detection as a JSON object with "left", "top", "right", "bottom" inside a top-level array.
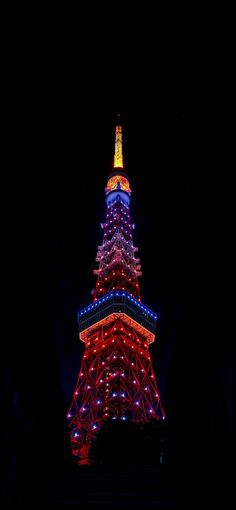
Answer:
[{"left": 2, "top": 41, "right": 233, "bottom": 505}]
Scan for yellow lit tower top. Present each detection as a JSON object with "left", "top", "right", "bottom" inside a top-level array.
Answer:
[
  {"left": 106, "top": 116, "right": 131, "bottom": 203},
  {"left": 114, "top": 124, "right": 123, "bottom": 168}
]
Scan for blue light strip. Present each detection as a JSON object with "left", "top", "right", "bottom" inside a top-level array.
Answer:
[{"left": 78, "top": 291, "right": 157, "bottom": 320}]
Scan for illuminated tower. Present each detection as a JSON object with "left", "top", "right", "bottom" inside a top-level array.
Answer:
[{"left": 67, "top": 117, "right": 165, "bottom": 465}]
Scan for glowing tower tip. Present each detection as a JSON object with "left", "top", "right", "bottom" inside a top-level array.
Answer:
[{"left": 114, "top": 118, "right": 123, "bottom": 169}]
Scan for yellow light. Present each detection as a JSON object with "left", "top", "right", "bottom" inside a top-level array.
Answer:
[
  {"left": 114, "top": 125, "right": 123, "bottom": 168},
  {"left": 106, "top": 175, "right": 131, "bottom": 194}
]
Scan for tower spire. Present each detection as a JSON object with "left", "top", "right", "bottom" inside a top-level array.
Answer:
[{"left": 114, "top": 114, "right": 123, "bottom": 169}]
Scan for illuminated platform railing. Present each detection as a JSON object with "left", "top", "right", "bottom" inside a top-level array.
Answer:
[{"left": 77, "top": 291, "right": 157, "bottom": 335}]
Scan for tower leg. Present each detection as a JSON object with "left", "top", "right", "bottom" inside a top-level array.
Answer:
[
  {"left": 77, "top": 443, "right": 91, "bottom": 466},
  {"left": 72, "top": 440, "right": 92, "bottom": 466}
]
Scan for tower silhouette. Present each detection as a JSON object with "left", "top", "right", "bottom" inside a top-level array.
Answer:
[{"left": 67, "top": 117, "right": 165, "bottom": 465}]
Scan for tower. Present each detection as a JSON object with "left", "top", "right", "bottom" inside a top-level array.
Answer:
[{"left": 67, "top": 117, "right": 165, "bottom": 465}]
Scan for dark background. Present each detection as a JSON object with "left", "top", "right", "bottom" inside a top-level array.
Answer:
[{"left": 2, "top": 28, "right": 234, "bottom": 505}]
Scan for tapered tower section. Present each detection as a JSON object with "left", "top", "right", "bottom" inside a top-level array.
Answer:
[{"left": 67, "top": 118, "right": 165, "bottom": 465}]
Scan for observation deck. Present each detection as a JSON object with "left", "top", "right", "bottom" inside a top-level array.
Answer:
[{"left": 77, "top": 291, "right": 157, "bottom": 344}]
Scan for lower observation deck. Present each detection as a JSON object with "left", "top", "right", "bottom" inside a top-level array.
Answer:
[{"left": 77, "top": 291, "right": 157, "bottom": 344}]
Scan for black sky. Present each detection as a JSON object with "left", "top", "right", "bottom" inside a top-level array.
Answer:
[{"left": 2, "top": 32, "right": 234, "bottom": 504}]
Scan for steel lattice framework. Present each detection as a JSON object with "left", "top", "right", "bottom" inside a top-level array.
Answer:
[{"left": 67, "top": 120, "right": 165, "bottom": 464}]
